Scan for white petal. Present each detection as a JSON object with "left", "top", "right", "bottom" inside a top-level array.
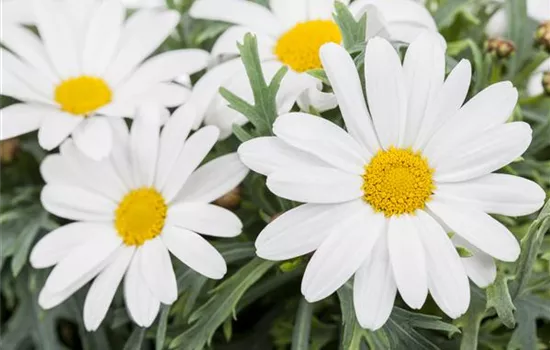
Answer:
[
  {"left": 177, "top": 153, "right": 249, "bottom": 203},
  {"left": 124, "top": 254, "right": 160, "bottom": 327},
  {"left": 1, "top": 40, "right": 55, "bottom": 94},
  {"left": 388, "top": 215, "right": 428, "bottom": 309},
  {"left": 162, "top": 226, "right": 227, "bottom": 279},
  {"left": 41, "top": 184, "right": 116, "bottom": 221},
  {"left": 59, "top": 139, "right": 128, "bottom": 200},
  {"left": 40, "top": 154, "right": 72, "bottom": 185},
  {"left": 3, "top": 0, "right": 35, "bottom": 25},
  {"left": 72, "top": 117, "right": 114, "bottom": 161},
  {"left": 353, "top": 232, "right": 396, "bottom": 330},
  {"left": 115, "top": 49, "right": 209, "bottom": 100},
  {"left": 82, "top": 0, "right": 125, "bottom": 75},
  {"left": 319, "top": 43, "right": 380, "bottom": 155},
  {"left": 238, "top": 136, "right": 328, "bottom": 176},
  {"left": 84, "top": 246, "right": 134, "bottom": 331},
  {"left": 267, "top": 166, "right": 363, "bottom": 204},
  {"left": 161, "top": 126, "right": 219, "bottom": 202},
  {"left": 424, "top": 81, "right": 518, "bottom": 155},
  {"left": 269, "top": 0, "right": 307, "bottom": 29},
  {"left": 188, "top": 58, "right": 243, "bottom": 129},
  {"left": 190, "top": 0, "right": 283, "bottom": 37},
  {"left": 108, "top": 118, "right": 135, "bottom": 188},
  {"left": 256, "top": 200, "right": 364, "bottom": 260},
  {"left": 139, "top": 237, "right": 177, "bottom": 304},
  {"left": 30, "top": 222, "right": 99, "bottom": 269},
  {"left": 1, "top": 103, "right": 45, "bottom": 140},
  {"left": 452, "top": 235, "right": 497, "bottom": 288},
  {"left": 140, "top": 83, "right": 191, "bottom": 108},
  {"left": 436, "top": 174, "right": 546, "bottom": 217},
  {"left": 401, "top": 33, "right": 445, "bottom": 148},
  {"left": 364, "top": 37, "right": 407, "bottom": 148},
  {"left": 43, "top": 228, "right": 122, "bottom": 294},
  {"left": 308, "top": 0, "right": 348, "bottom": 19},
  {"left": 433, "top": 122, "right": 532, "bottom": 183},
  {"left": 485, "top": 8, "right": 507, "bottom": 37},
  {"left": 427, "top": 198, "right": 520, "bottom": 262},
  {"left": 104, "top": 10, "right": 180, "bottom": 86},
  {"left": 414, "top": 59, "right": 472, "bottom": 150},
  {"left": 273, "top": 113, "right": 369, "bottom": 174},
  {"left": 301, "top": 204, "right": 386, "bottom": 302},
  {"left": 155, "top": 103, "right": 196, "bottom": 189},
  {"left": 32, "top": 0, "right": 79, "bottom": 78},
  {"left": 167, "top": 203, "right": 242, "bottom": 238},
  {"left": 130, "top": 105, "right": 161, "bottom": 187},
  {"left": 416, "top": 211, "right": 470, "bottom": 319},
  {"left": 527, "top": 0, "right": 550, "bottom": 23},
  {"left": 38, "top": 111, "right": 82, "bottom": 151},
  {"left": 1, "top": 65, "right": 54, "bottom": 105}
]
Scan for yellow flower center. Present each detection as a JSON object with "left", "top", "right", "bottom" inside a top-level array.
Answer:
[
  {"left": 115, "top": 188, "right": 167, "bottom": 246},
  {"left": 54, "top": 76, "right": 112, "bottom": 115},
  {"left": 362, "top": 147, "right": 435, "bottom": 217},
  {"left": 274, "top": 20, "right": 342, "bottom": 73}
]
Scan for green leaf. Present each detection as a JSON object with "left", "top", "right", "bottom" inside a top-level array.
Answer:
[
  {"left": 11, "top": 212, "right": 44, "bottom": 277},
  {"left": 510, "top": 199, "right": 550, "bottom": 298},
  {"left": 169, "top": 258, "right": 276, "bottom": 350},
  {"left": 220, "top": 34, "right": 288, "bottom": 138},
  {"left": 457, "top": 285, "right": 487, "bottom": 350},
  {"left": 306, "top": 69, "right": 330, "bottom": 86},
  {"left": 123, "top": 327, "right": 146, "bottom": 350},
  {"left": 456, "top": 246, "right": 474, "bottom": 258},
  {"left": 291, "top": 297, "right": 313, "bottom": 350},
  {"left": 156, "top": 306, "right": 170, "bottom": 350},
  {"left": 508, "top": 294, "right": 550, "bottom": 349},
  {"left": 333, "top": 2, "right": 367, "bottom": 50},
  {"left": 486, "top": 271, "right": 516, "bottom": 328},
  {"left": 434, "top": 0, "right": 476, "bottom": 30}
]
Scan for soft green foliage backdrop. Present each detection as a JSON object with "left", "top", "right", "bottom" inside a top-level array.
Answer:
[{"left": 1, "top": 0, "right": 550, "bottom": 349}]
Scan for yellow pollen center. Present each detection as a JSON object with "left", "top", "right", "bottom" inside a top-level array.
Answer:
[
  {"left": 115, "top": 188, "right": 167, "bottom": 246},
  {"left": 54, "top": 76, "right": 112, "bottom": 115},
  {"left": 362, "top": 147, "right": 435, "bottom": 217},
  {"left": 274, "top": 20, "right": 342, "bottom": 73}
]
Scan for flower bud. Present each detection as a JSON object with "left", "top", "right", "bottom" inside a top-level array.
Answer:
[
  {"left": 214, "top": 186, "right": 241, "bottom": 209},
  {"left": 535, "top": 21, "right": 550, "bottom": 52},
  {"left": 0, "top": 138, "right": 20, "bottom": 164},
  {"left": 485, "top": 38, "right": 516, "bottom": 59}
]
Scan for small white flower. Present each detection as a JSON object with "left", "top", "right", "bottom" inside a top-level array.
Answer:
[
  {"left": 188, "top": 0, "right": 438, "bottom": 135},
  {"left": 238, "top": 35, "right": 546, "bottom": 330},
  {"left": 0, "top": 0, "right": 209, "bottom": 160},
  {"left": 30, "top": 105, "right": 249, "bottom": 331},
  {"left": 2, "top": 0, "right": 34, "bottom": 26},
  {"left": 486, "top": 0, "right": 549, "bottom": 38}
]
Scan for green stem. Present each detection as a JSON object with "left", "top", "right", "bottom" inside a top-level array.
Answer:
[{"left": 291, "top": 297, "right": 314, "bottom": 350}]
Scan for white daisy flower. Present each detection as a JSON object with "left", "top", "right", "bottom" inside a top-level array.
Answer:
[
  {"left": 188, "top": 0, "right": 438, "bottom": 134},
  {"left": 238, "top": 35, "right": 546, "bottom": 330},
  {"left": 486, "top": 0, "right": 549, "bottom": 38},
  {"left": 1, "top": 0, "right": 209, "bottom": 160},
  {"left": 29, "top": 105, "right": 249, "bottom": 330},
  {"left": 2, "top": 0, "right": 34, "bottom": 26}
]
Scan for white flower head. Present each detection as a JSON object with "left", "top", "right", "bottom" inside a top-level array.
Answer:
[
  {"left": 30, "top": 105, "right": 249, "bottom": 330},
  {"left": 238, "top": 34, "right": 546, "bottom": 330},
  {"left": 188, "top": 0, "right": 439, "bottom": 136},
  {"left": 1, "top": 0, "right": 209, "bottom": 160}
]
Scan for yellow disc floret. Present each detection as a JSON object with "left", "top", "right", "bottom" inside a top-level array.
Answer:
[
  {"left": 274, "top": 20, "right": 342, "bottom": 73},
  {"left": 362, "top": 147, "right": 435, "bottom": 217},
  {"left": 115, "top": 188, "right": 167, "bottom": 246},
  {"left": 55, "top": 76, "right": 112, "bottom": 115}
]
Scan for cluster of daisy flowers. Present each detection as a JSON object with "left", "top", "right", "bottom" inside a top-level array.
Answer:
[{"left": 0, "top": 0, "right": 547, "bottom": 337}]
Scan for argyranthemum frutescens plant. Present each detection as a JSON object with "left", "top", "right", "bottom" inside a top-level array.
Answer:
[{"left": 1, "top": 0, "right": 550, "bottom": 349}]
